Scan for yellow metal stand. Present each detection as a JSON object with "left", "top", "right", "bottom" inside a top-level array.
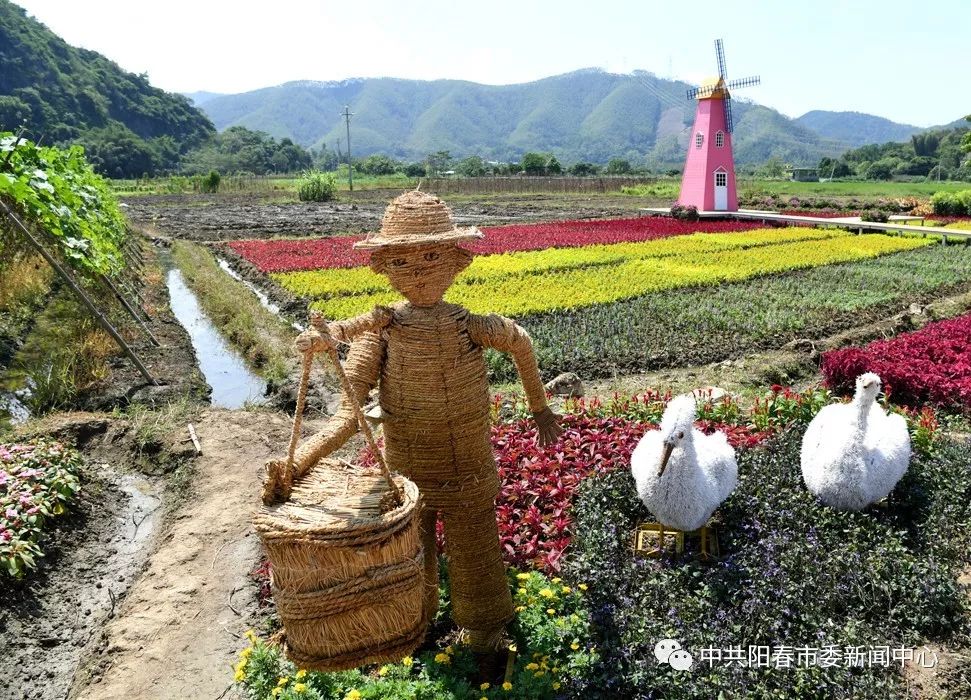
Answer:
[{"left": 633, "top": 520, "right": 720, "bottom": 559}]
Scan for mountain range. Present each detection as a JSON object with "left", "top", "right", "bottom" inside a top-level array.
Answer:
[{"left": 190, "top": 72, "right": 962, "bottom": 167}]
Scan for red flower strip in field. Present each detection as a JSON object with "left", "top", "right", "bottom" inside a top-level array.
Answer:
[
  {"left": 228, "top": 217, "right": 767, "bottom": 273},
  {"left": 821, "top": 312, "right": 971, "bottom": 410}
]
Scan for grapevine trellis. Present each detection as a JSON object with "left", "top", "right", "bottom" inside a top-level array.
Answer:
[{"left": 0, "top": 130, "right": 159, "bottom": 385}]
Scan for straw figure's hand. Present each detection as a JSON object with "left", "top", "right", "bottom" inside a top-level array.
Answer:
[
  {"left": 295, "top": 327, "right": 337, "bottom": 355},
  {"left": 533, "top": 407, "right": 563, "bottom": 447},
  {"left": 261, "top": 458, "right": 290, "bottom": 505}
]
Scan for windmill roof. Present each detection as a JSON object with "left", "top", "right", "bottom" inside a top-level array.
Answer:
[{"left": 697, "top": 77, "right": 728, "bottom": 100}]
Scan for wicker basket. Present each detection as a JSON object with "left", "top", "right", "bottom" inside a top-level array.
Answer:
[
  {"left": 254, "top": 345, "right": 426, "bottom": 671},
  {"left": 254, "top": 461, "right": 424, "bottom": 670}
]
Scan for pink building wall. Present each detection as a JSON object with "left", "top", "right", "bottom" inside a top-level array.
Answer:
[{"left": 677, "top": 98, "right": 738, "bottom": 211}]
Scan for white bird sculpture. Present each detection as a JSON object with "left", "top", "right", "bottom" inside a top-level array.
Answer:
[
  {"left": 801, "top": 372, "right": 911, "bottom": 511},
  {"left": 630, "top": 394, "right": 738, "bottom": 557}
]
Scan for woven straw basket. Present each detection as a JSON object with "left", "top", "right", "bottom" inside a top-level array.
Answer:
[{"left": 254, "top": 348, "right": 426, "bottom": 671}]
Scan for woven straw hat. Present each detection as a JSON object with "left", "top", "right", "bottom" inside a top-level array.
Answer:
[{"left": 354, "top": 190, "right": 483, "bottom": 250}]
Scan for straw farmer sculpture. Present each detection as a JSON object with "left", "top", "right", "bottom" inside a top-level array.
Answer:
[{"left": 264, "top": 190, "right": 562, "bottom": 670}]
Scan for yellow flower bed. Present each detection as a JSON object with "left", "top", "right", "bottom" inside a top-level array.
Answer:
[
  {"left": 307, "top": 233, "right": 931, "bottom": 319},
  {"left": 274, "top": 227, "right": 844, "bottom": 300}
]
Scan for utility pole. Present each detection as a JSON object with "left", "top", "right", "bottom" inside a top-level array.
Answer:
[{"left": 342, "top": 105, "right": 353, "bottom": 191}]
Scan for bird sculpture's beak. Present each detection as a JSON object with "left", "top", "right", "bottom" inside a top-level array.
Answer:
[{"left": 658, "top": 442, "right": 675, "bottom": 477}]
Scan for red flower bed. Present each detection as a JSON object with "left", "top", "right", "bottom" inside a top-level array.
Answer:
[
  {"left": 821, "top": 312, "right": 971, "bottom": 410},
  {"left": 228, "top": 217, "right": 767, "bottom": 273}
]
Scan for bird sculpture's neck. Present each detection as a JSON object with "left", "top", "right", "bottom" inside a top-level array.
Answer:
[{"left": 665, "top": 430, "right": 699, "bottom": 477}]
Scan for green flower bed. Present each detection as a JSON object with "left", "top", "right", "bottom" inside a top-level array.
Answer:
[
  {"left": 490, "top": 244, "right": 971, "bottom": 381},
  {"left": 1, "top": 438, "right": 82, "bottom": 578},
  {"left": 236, "top": 570, "right": 597, "bottom": 699},
  {"left": 565, "top": 432, "right": 971, "bottom": 698}
]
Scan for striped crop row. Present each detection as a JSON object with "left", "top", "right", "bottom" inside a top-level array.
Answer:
[
  {"left": 304, "top": 233, "right": 931, "bottom": 319},
  {"left": 274, "top": 228, "right": 848, "bottom": 300},
  {"left": 227, "top": 216, "right": 766, "bottom": 273}
]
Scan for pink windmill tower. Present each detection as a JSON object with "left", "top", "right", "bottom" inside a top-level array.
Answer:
[{"left": 678, "top": 39, "right": 760, "bottom": 212}]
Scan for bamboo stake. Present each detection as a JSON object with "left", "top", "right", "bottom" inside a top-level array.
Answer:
[
  {"left": 0, "top": 199, "right": 159, "bottom": 386},
  {"left": 98, "top": 272, "right": 161, "bottom": 346}
]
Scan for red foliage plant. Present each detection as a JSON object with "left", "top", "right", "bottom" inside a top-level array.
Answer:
[
  {"left": 821, "top": 311, "right": 971, "bottom": 410},
  {"left": 227, "top": 217, "right": 766, "bottom": 273}
]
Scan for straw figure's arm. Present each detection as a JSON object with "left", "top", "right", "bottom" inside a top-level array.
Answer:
[
  {"left": 289, "top": 308, "right": 392, "bottom": 473},
  {"left": 468, "top": 313, "right": 562, "bottom": 447}
]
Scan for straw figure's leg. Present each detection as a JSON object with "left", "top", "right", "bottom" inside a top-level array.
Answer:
[
  {"left": 442, "top": 502, "right": 515, "bottom": 644},
  {"left": 441, "top": 503, "right": 514, "bottom": 675},
  {"left": 419, "top": 508, "right": 440, "bottom": 629}
]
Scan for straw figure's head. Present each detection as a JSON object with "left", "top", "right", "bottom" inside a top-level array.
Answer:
[{"left": 355, "top": 190, "right": 481, "bottom": 307}]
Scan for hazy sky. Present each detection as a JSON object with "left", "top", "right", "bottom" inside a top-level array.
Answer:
[{"left": 11, "top": 0, "right": 970, "bottom": 127}]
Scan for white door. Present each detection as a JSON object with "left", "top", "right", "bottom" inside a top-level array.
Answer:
[{"left": 714, "top": 170, "right": 728, "bottom": 210}]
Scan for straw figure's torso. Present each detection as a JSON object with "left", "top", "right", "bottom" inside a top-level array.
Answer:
[{"left": 379, "top": 301, "right": 498, "bottom": 508}]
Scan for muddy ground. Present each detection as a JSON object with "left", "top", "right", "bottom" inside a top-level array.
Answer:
[
  {"left": 123, "top": 190, "right": 650, "bottom": 241},
  {"left": 1, "top": 414, "right": 176, "bottom": 700}
]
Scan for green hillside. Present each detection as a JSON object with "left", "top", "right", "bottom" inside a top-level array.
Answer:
[
  {"left": 197, "top": 70, "right": 847, "bottom": 166},
  {"left": 795, "top": 110, "right": 922, "bottom": 148},
  {"left": 0, "top": 0, "right": 214, "bottom": 176}
]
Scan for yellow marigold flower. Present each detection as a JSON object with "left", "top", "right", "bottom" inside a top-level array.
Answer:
[
  {"left": 344, "top": 690, "right": 362, "bottom": 700},
  {"left": 480, "top": 682, "right": 490, "bottom": 690},
  {"left": 547, "top": 608, "right": 556, "bottom": 615},
  {"left": 551, "top": 577, "right": 562, "bottom": 583},
  {"left": 502, "top": 681, "right": 513, "bottom": 691},
  {"left": 561, "top": 586, "right": 572, "bottom": 594},
  {"left": 434, "top": 652, "right": 451, "bottom": 664},
  {"left": 445, "top": 645, "right": 454, "bottom": 655},
  {"left": 516, "top": 572, "right": 530, "bottom": 580},
  {"left": 553, "top": 681, "right": 562, "bottom": 690},
  {"left": 402, "top": 656, "right": 413, "bottom": 667},
  {"left": 526, "top": 662, "right": 539, "bottom": 671},
  {"left": 234, "top": 669, "right": 245, "bottom": 682},
  {"left": 294, "top": 683, "right": 307, "bottom": 694},
  {"left": 270, "top": 689, "right": 281, "bottom": 698},
  {"left": 240, "top": 647, "right": 253, "bottom": 658},
  {"left": 244, "top": 629, "right": 258, "bottom": 642},
  {"left": 538, "top": 588, "right": 555, "bottom": 598},
  {"left": 515, "top": 605, "right": 525, "bottom": 612},
  {"left": 571, "top": 642, "right": 580, "bottom": 650},
  {"left": 578, "top": 583, "right": 588, "bottom": 591},
  {"left": 534, "top": 671, "right": 545, "bottom": 678},
  {"left": 277, "top": 677, "right": 288, "bottom": 687},
  {"left": 295, "top": 669, "right": 307, "bottom": 679},
  {"left": 378, "top": 666, "right": 388, "bottom": 676}
]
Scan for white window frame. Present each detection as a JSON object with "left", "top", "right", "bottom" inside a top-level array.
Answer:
[
  {"left": 715, "top": 130, "right": 725, "bottom": 148},
  {"left": 714, "top": 170, "right": 728, "bottom": 187},
  {"left": 695, "top": 132, "right": 704, "bottom": 148}
]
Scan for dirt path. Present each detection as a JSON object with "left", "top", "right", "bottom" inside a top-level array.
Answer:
[{"left": 72, "top": 409, "right": 292, "bottom": 700}]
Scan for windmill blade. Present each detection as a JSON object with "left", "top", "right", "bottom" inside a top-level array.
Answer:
[
  {"left": 725, "top": 95, "right": 735, "bottom": 133},
  {"left": 715, "top": 38, "right": 727, "bottom": 79},
  {"left": 686, "top": 86, "right": 702, "bottom": 100},
  {"left": 725, "top": 75, "right": 760, "bottom": 91}
]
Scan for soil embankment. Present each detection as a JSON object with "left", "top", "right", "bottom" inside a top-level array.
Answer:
[{"left": 72, "top": 409, "right": 293, "bottom": 700}]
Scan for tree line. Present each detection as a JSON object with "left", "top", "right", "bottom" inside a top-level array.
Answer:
[{"left": 816, "top": 117, "right": 971, "bottom": 181}]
